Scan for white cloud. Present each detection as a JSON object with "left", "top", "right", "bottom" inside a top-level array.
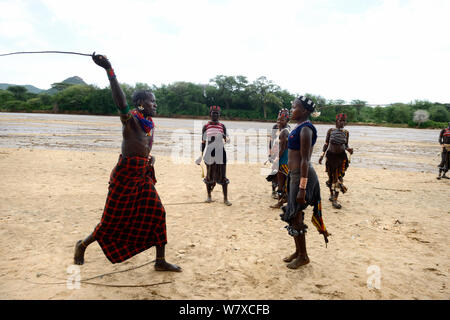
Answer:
[
  {"left": 0, "top": 1, "right": 33, "bottom": 39},
  {"left": 1, "top": 0, "right": 449, "bottom": 104}
]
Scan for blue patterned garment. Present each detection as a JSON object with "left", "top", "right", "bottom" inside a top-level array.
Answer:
[{"left": 287, "top": 121, "right": 317, "bottom": 150}]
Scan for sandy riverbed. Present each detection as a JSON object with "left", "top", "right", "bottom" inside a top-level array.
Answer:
[{"left": 0, "top": 146, "right": 449, "bottom": 300}]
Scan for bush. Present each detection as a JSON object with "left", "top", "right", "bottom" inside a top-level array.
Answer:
[
  {"left": 386, "top": 105, "right": 412, "bottom": 124},
  {"left": 38, "top": 93, "right": 53, "bottom": 106},
  {"left": 54, "top": 85, "right": 96, "bottom": 112},
  {"left": 408, "top": 120, "right": 448, "bottom": 129},
  {"left": 3, "top": 100, "right": 30, "bottom": 112},
  {"left": 0, "top": 90, "right": 15, "bottom": 106},
  {"left": 429, "top": 105, "right": 449, "bottom": 123},
  {"left": 27, "top": 97, "right": 42, "bottom": 109}
]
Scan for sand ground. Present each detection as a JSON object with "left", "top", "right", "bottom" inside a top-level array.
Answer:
[{"left": 0, "top": 147, "right": 449, "bottom": 300}]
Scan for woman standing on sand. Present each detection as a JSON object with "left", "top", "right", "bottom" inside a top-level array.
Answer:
[
  {"left": 319, "top": 113, "right": 353, "bottom": 209},
  {"left": 196, "top": 106, "right": 232, "bottom": 206},
  {"left": 73, "top": 53, "right": 181, "bottom": 272},
  {"left": 270, "top": 109, "right": 290, "bottom": 209},
  {"left": 280, "top": 96, "right": 329, "bottom": 269}
]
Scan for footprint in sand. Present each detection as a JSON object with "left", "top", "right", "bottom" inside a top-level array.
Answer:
[
  {"left": 423, "top": 268, "right": 445, "bottom": 276},
  {"left": 405, "top": 229, "right": 430, "bottom": 243},
  {"left": 409, "top": 237, "right": 430, "bottom": 244}
]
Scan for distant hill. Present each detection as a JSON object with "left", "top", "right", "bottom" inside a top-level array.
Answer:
[
  {"left": 0, "top": 76, "right": 88, "bottom": 95},
  {"left": 45, "top": 76, "right": 87, "bottom": 95},
  {"left": 59, "top": 76, "right": 86, "bottom": 86},
  {"left": 0, "top": 83, "right": 44, "bottom": 94}
]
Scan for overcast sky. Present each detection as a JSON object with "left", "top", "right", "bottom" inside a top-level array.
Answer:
[{"left": 1, "top": 0, "right": 449, "bottom": 105}]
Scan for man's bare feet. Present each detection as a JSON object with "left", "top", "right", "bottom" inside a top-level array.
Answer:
[
  {"left": 205, "top": 196, "right": 212, "bottom": 203},
  {"left": 154, "top": 260, "right": 182, "bottom": 272},
  {"left": 224, "top": 200, "right": 232, "bottom": 206},
  {"left": 283, "top": 252, "right": 298, "bottom": 263},
  {"left": 287, "top": 255, "right": 310, "bottom": 269},
  {"left": 74, "top": 240, "right": 85, "bottom": 265}
]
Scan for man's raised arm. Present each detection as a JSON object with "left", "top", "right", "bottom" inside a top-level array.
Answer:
[{"left": 92, "top": 53, "right": 129, "bottom": 114}]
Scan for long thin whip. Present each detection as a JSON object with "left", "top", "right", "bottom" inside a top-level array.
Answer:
[
  {"left": 21, "top": 260, "right": 173, "bottom": 288},
  {"left": 0, "top": 50, "right": 92, "bottom": 57}
]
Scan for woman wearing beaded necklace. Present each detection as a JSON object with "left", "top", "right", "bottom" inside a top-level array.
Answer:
[
  {"left": 319, "top": 113, "right": 353, "bottom": 209},
  {"left": 73, "top": 53, "right": 181, "bottom": 272}
]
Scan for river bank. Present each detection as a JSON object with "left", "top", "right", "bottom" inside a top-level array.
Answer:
[{"left": 2, "top": 110, "right": 446, "bottom": 128}]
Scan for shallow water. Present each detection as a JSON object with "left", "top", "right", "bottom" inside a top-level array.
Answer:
[{"left": 0, "top": 112, "right": 443, "bottom": 173}]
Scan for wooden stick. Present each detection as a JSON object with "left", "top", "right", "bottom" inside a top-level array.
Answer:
[{"left": 0, "top": 51, "right": 92, "bottom": 57}]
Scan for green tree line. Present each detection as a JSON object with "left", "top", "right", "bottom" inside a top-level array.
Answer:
[{"left": 0, "top": 76, "right": 449, "bottom": 128}]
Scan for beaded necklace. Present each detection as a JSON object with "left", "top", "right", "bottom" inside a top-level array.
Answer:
[{"left": 131, "top": 110, "right": 154, "bottom": 136}]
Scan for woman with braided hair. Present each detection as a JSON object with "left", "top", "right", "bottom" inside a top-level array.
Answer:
[
  {"left": 319, "top": 113, "right": 353, "bottom": 209},
  {"left": 280, "top": 96, "right": 330, "bottom": 269},
  {"left": 270, "top": 108, "right": 291, "bottom": 208},
  {"left": 266, "top": 122, "right": 280, "bottom": 199},
  {"left": 196, "top": 106, "right": 232, "bottom": 206},
  {"left": 73, "top": 53, "right": 181, "bottom": 272},
  {"left": 437, "top": 122, "right": 450, "bottom": 180}
]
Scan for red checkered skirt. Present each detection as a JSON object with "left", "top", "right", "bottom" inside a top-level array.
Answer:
[{"left": 92, "top": 155, "right": 167, "bottom": 263}]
